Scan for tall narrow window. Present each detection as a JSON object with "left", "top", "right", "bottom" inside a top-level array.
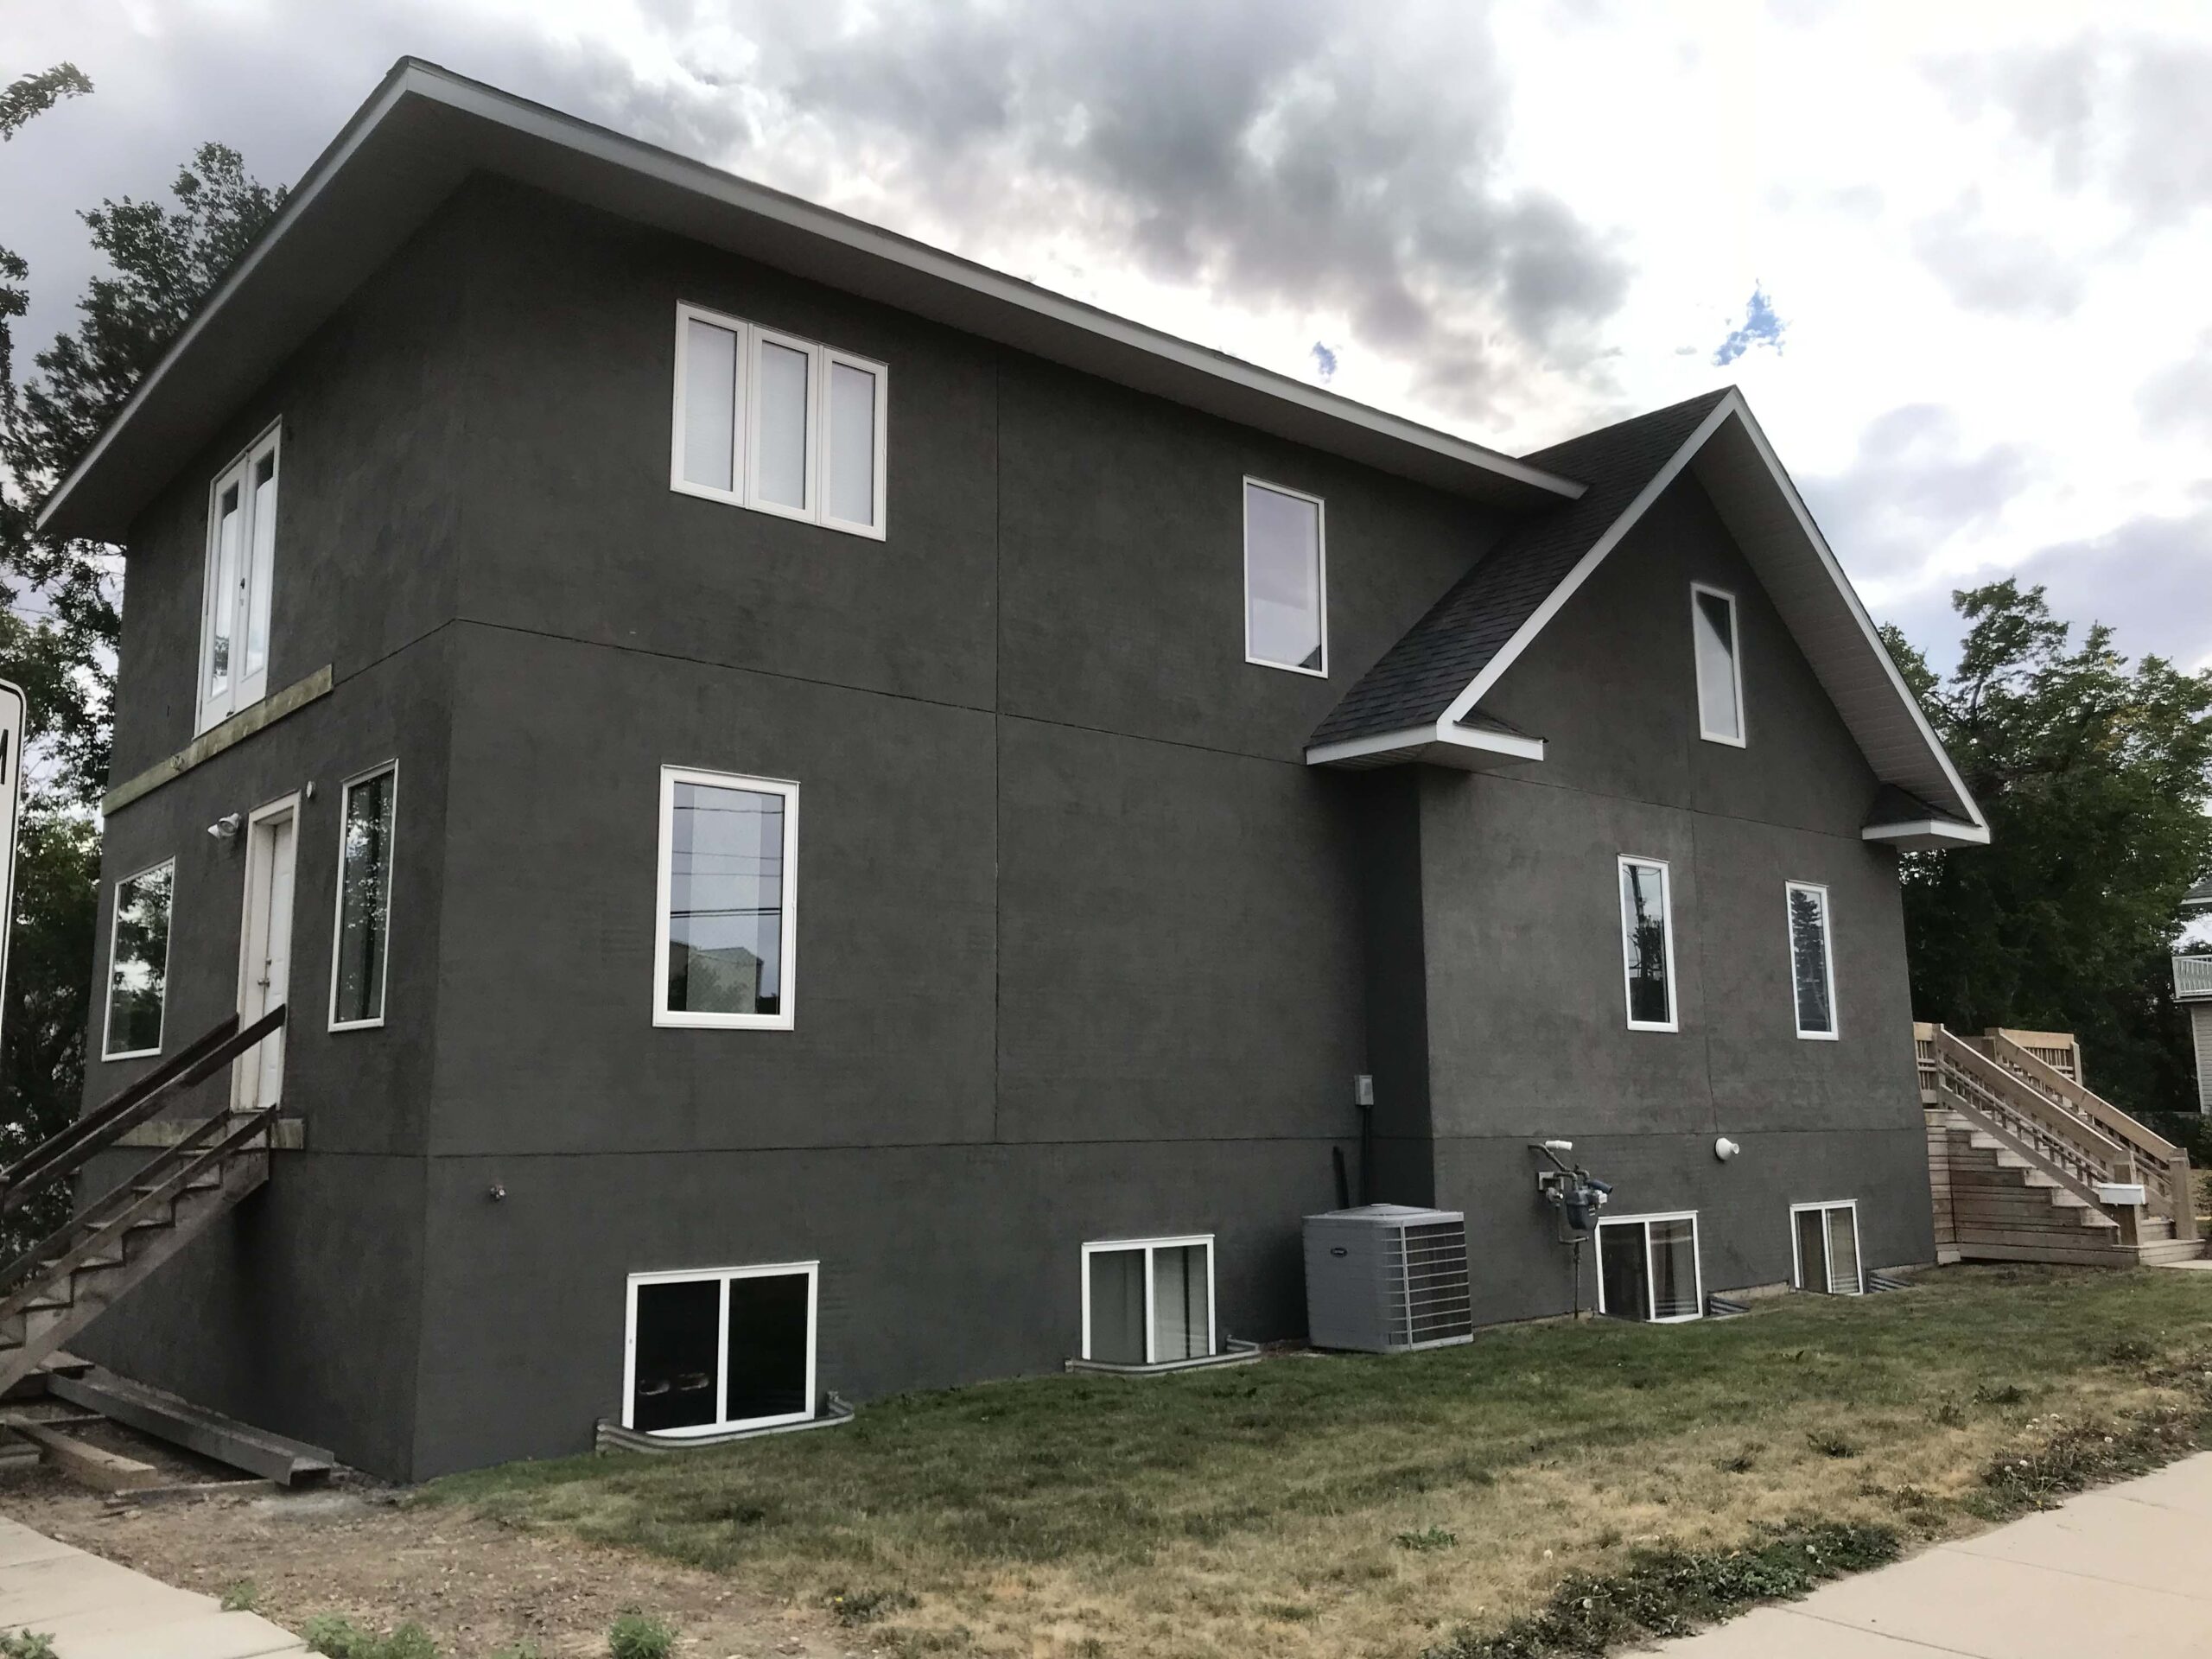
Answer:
[
  {"left": 654, "top": 766, "right": 799, "bottom": 1029},
  {"left": 104, "top": 860, "right": 175, "bottom": 1060},
  {"left": 1691, "top": 583, "right": 1744, "bottom": 745},
  {"left": 1787, "top": 880, "right": 1838, "bottom": 1039},
  {"left": 1244, "top": 479, "right": 1326, "bottom": 675},
  {"left": 1082, "top": 1236, "right": 1216, "bottom": 1364},
  {"left": 330, "top": 763, "right": 397, "bottom": 1030},
  {"left": 1618, "top": 856, "right": 1678, "bottom": 1032},
  {"left": 1596, "top": 1213, "right": 1702, "bottom": 1322},
  {"left": 623, "top": 1262, "right": 817, "bottom": 1437},
  {"left": 671, "top": 304, "right": 886, "bottom": 537},
  {"left": 200, "top": 425, "right": 281, "bottom": 732},
  {"left": 1792, "top": 1201, "right": 1863, "bottom": 1294}
]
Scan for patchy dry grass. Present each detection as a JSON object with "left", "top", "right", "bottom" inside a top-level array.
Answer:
[{"left": 429, "top": 1266, "right": 2212, "bottom": 1658}]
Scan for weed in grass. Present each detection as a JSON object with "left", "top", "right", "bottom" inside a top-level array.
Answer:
[
  {"left": 1931, "top": 1395, "right": 1967, "bottom": 1427},
  {"left": 2107, "top": 1338, "right": 2156, "bottom": 1365},
  {"left": 487, "top": 1648, "right": 544, "bottom": 1659},
  {"left": 219, "top": 1580, "right": 257, "bottom": 1613},
  {"left": 606, "top": 1611, "right": 676, "bottom": 1659},
  {"left": 0, "top": 1632, "right": 58, "bottom": 1659},
  {"left": 1261, "top": 1601, "right": 1319, "bottom": 1622},
  {"left": 1717, "top": 1452, "right": 1756, "bottom": 1473},
  {"left": 1805, "top": 1431, "right": 1857, "bottom": 1459},
  {"left": 1972, "top": 1382, "right": 2025, "bottom": 1407},
  {"left": 1974, "top": 1409, "right": 2206, "bottom": 1520},
  {"left": 301, "top": 1617, "right": 440, "bottom": 1659},
  {"left": 1396, "top": 1526, "right": 1458, "bottom": 1552},
  {"left": 1421, "top": 1522, "right": 1902, "bottom": 1658},
  {"left": 827, "top": 1588, "right": 919, "bottom": 1627}
]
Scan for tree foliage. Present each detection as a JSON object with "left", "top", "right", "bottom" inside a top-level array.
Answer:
[
  {"left": 1882, "top": 580, "right": 2212, "bottom": 1112},
  {"left": 0, "top": 64, "right": 283, "bottom": 1228}
]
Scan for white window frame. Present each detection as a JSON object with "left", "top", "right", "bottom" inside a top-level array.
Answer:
[
  {"left": 327, "top": 760, "right": 398, "bottom": 1033},
  {"left": 652, "top": 765, "right": 800, "bottom": 1032},
  {"left": 668, "top": 302, "right": 888, "bottom": 540},
  {"left": 1790, "top": 1199, "right": 1865, "bottom": 1295},
  {"left": 1079, "top": 1234, "right": 1217, "bottom": 1363},
  {"left": 620, "top": 1261, "right": 819, "bottom": 1437},
  {"left": 1690, "top": 582, "right": 1746, "bottom": 747},
  {"left": 1618, "top": 855, "right": 1680, "bottom": 1033},
  {"left": 1594, "top": 1211, "right": 1704, "bottom": 1324},
  {"left": 195, "top": 420, "right": 283, "bottom": 734},
  {"left": 1785, "top": 879, "right": 1840, "bottom": 1041},
  {"left": 102, "top": 857, "right": 176, "bottom": 1062},
  {"left": 669, "top": 302, "right": 748, "bottom": 510},
  {"left": 1243, "top": 477, "right": 1328, "bottom": 677}
]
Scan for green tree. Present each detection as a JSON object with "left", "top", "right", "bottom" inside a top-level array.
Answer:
[
  {"left": 1882, "top": 581, "right": 2212, "bottom": 1112},
  {"left": 0, "top": 64, "right": 284, "bottom": 1215}
]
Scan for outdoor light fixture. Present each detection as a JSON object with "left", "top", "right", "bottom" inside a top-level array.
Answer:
[
  {"left": 207, "top": 813, "right": 242, "bottom": 840},
  {"left": 1714, "top": 1136, "right": 1742, "bottom": 1161}
]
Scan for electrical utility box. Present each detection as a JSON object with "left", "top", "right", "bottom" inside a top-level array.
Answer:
[{"left": 1303, "top": 1205, "right": 1475, "bottom": 1353}]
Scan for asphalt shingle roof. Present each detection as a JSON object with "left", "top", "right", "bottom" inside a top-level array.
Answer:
[{"left": 1309, "top": 390, "right": 1733, "bottom": 748}]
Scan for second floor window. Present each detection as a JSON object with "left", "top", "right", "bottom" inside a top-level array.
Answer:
[
  {"left": 104, "top": 859, "right": 175, "bottom": 1060},
  {"left": 199, "top": 424, "right": 282, "bottom": 731},
  {"left": 331, "top": 763, "right": 397, "bottom": 1030},
  {"left": 1618, "top": 855, "right": 1677, "bottom": 1032},
  {"left": 1787, "top": 880, "right": 1838, "bottom": 1039},
  {"left": 654, "top": 766, "right": 799, "bottom": 1030},
  {"left": 1244, "top": 478, "right": 1325, "bottom": 675},
  {"left": 671, "top": 302, "right": 887, "bottom": 539}
]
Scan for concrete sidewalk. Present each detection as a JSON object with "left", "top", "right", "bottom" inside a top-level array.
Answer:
[
  {"left": 1654, "top": 1451, "right": 2212, "bottom": 1656},
  {"left": 0, "top": 1515, "right": 304, "bottom": 1658}
]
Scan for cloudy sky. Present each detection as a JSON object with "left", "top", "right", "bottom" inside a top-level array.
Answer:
[{"left": 5, "top": 0, "right": 2211, "bottom": 673}]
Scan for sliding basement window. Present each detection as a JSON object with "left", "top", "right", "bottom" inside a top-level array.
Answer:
[
  {"left": 1082, "top": 1236, "right": 1217, "bottom": 1365},
  {"left": 1596, "top": 1212, "right": 1702, "bottom": 1323},
  {"left": 623, "top": 1262, "right": 818, "bottom": 1437},
  {"left": 1793, "top": 1201, "right": 1863, "bottom": 1295}
]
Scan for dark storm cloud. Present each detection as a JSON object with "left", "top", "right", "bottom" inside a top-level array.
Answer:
[{"left": 1802, "top": 404, "right": 2034, "bottom": 582}]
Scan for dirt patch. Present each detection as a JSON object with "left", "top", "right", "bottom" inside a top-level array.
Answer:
[{"left": 0, "top": 1462, "right": 872, "bottom": 1659}]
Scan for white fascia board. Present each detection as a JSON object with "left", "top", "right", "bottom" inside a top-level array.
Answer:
[
  {"left": 1304, "top": 720, "right": 1546, "bottom": 770},
  {"left": 1439, "top": 394, "right": 1742, "bottom": 727}
]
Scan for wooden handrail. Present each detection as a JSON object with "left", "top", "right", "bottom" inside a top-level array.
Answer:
[
  {"left": 1929, "top": 1026, "right": 2132, "bottom": 1202},
  {"left": 1984, "top": 1031, "right": 2194, "bottom": 1241},
  {"left": 0, "top": 1006, "right": 285, "bottom": 1217}
]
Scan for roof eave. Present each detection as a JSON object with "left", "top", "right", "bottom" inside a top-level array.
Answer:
[
  {"left": 1305, "top": 719, "right": 1546, "bottom": 772},
  {"left": 39, "top": 58, "right": 1584, "bottom": 543}
]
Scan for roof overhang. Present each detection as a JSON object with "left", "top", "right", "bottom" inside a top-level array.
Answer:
[
  {"left": 1306, "top": 718, "right": 1546, "bottom": 772},
  {"left": 38, "top": 58, "right": 1585, "bottom": 543},
  {"left": 1313, "top": 389, "right": 1988, "bottom": 840}
]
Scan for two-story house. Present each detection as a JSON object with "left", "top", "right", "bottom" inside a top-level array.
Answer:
[{"left": 31, "top": 60, "right": 1986, "bottom": 1481}]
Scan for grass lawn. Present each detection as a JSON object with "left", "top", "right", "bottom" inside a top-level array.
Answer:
[{"left": 431, "top": 1265, "right": 2212, "bottom": 1658}]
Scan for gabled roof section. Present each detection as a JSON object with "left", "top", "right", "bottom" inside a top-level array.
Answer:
[
  {"left": 37, "top": 59, "right": 1583, "bottom": 543},
  {"left": 2186, "top": 877, "right": 2212, "bottom": 909},
  {"left": 1307, "top": 387, "right": 1989, "bottom": 844}
]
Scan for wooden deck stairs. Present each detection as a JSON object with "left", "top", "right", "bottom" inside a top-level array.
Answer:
[
  {"left": 0, "top": 1008, "right": 288, "bottom": 1398},
  {"left": 1918, "top": 1022, "right": 2201, "bottom": 1267}
]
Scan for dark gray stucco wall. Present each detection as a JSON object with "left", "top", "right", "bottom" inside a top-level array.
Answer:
[{"left": 1412, "top": 474, "right": 1933, "bottom": 1317}]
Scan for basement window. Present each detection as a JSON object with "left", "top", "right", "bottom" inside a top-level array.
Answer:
[
  {"left": 1082, "top": 1236, "right": 1217, "bottom": 1365},
  {"left": 671, "top": 302, "right": 887, "bottom": 538},
  {"left": 103, "top": 859, "right": 175, "bottom": 1060},
  {"left": 329, "top": 762, "right": 397, "bottom": 1031},
  {"left": 1691, "top": 582, "right": 1744, "bottom": 745},
  {"left": 1596, "top": 1212, "right": 1702, "bottom": 1323},
  {"left": 1793, "top": 1201, "right": 1863, "bottom": 1294},
  {"left": 198, "top": 423, "right": 282, "bottom": 734},
  {"left": 1244, "top": 479, "right": 1326, "bottom": 675},
  {"left": 623, "top": 1262, "right": 818, "bottom": 1436},
  {"left": 654, "top": 766, "right": 798, "bottom": 1030},
  {"left": 1786, "top": 880, "right": 1838, "bottom": 1039},
  {"left": 1618, "top": 855, "right": 1678, "bottom": 1032}
]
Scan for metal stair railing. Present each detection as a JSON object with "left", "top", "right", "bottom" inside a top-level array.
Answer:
[
  {"left": 1982, "top": 1031, "right": 2196, "bottom": 1243},
  {"left": 0, "top": 1006, "right": 284, "bottom": 1218}
]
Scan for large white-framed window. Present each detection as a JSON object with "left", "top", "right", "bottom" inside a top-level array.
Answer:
[
  {"left": 103, "top": 859, "right": 175, "bottom": 1061},
  {"left": 328, "top": 761, "right": 397, "bottom": 1032},
  {"left": 1618, "top": 855, "right": 1679, "bottom": 1033},
  {"left": 653, "top": 766, "right": 799, "bottom": 1030},
  {"left": 197, "top": 422, "right": 282, "bottom": 733},
  {"left": 1786, "top": 880, "right": 1839, "bottom": 1039},
  {"left": 1081, "top": 1235, "right": 1217, "bottom": 1364},
  {"left": 621, "top": 1262, "right": 818, "bottom": 1437},
  {"left": 1791, "top": 1200, "right": 1863, "bottom": 1295},
  {"left": 1691, "top": 582, "right": 1745, "bottom": 746},
  {"left": 1243, "top": 478, "right": 1326, "bottom": 676},
  {"left": 669, "top": 302, "right": 887, "bottom": 539},
  {"left": 1596, "top": 1212, "right": 1702, "bottom": 1323}
]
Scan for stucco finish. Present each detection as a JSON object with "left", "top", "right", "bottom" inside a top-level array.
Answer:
[{"left": 79, "top": 180, "right": 1934, "bottom": 1478}]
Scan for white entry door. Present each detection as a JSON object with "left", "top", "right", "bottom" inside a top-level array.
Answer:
[{"left": 235, "top": 793, "right": 300, "bottom": 1110}]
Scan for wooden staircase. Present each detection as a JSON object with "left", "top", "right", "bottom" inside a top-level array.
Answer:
[
  {"left": 0, "top": 1007, "right": 287, "bottom": 1397},
  {"left": 1918, "top": 1022, "right": 2201, "bottom": 1267}
]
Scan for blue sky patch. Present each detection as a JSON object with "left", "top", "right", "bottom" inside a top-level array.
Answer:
[{"left": 1713, "top": 285, "right": 1786, "bottom": 365}]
